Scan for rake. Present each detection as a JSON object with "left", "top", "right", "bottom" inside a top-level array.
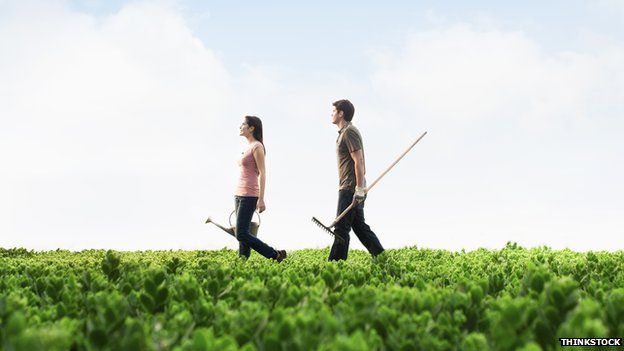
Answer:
[{"left": 312, "top": 131, "right": 427, "bottom": 238}]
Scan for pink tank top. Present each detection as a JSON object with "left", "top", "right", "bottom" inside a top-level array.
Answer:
[{"left": 235, "top": 141, "right": 263, "bottom": 197}]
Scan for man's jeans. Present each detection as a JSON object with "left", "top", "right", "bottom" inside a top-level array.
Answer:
[
  {"left": 234, "top": 196, "right": 277, "bottom": 259},
  {"left": 328, "top": 189, "right": 385, "bottom": 261}
]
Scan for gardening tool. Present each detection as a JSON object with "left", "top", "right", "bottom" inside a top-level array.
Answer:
[
  {"left": 312, "top": 131, "right": 427, "bottom": 238},
  {"left": 205, "top": 210, "right": 260, "bottom": 238}
]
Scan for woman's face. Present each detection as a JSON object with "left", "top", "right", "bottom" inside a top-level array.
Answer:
[{"left": 239, "top": 119, "right": 253, "bottom": 137}]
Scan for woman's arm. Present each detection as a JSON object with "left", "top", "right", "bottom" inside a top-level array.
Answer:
[{"left": 252, "top": 145, "right": 266, "bottom": 213}]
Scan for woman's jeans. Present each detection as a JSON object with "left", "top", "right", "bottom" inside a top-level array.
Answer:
[{"left": 234, "top": 196, "right": 277, "bottom": 259}]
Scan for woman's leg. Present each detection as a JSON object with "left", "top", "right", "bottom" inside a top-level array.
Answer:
[
  {"left": 235, "top": 196, "right": 278, "bottom": 259},
  {"left": 234, "top": 196, "right": 251, "bottom": 258}
]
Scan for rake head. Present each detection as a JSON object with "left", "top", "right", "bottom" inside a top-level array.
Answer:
[
  {"left": 205, "top": 217, "right": 212, "bottom": 224},
  {"left": 311, "top": 217, "right": 345, "bottom": 243}
]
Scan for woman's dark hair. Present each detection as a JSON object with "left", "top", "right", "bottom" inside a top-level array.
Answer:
[
  {"left": 245, "top": 115, "right": 266, "bottom": 154},
  {"left": 332, "top": 99, "right": 355, "bottom": 121}
]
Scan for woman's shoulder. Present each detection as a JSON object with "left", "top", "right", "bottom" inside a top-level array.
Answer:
[{"left": 251, "top": 141, "right": 264, "bottom": 151}]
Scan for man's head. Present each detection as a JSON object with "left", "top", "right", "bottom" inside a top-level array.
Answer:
[{"left": 332, "top": 99, "right": 355, "bottom": 125}]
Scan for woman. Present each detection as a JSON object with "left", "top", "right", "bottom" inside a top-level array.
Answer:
[{"left": 235, "top": 116, "right": 286, "bottom": 262}]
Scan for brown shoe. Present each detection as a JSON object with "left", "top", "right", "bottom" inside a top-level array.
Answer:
[{"left": 275, "top": 250, "right": 287, "bottom": 262}]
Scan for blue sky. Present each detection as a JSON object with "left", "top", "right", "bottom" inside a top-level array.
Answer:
[
  {"left": 1, "top": 0, "right": 623, "bottom": 251},
  {"left": 67, "top": 0, "right": 624, "bottom": 75}
]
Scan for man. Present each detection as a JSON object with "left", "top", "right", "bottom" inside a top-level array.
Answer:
[{"left": 328, "top": 99, "right": 385, "bottom": 261}]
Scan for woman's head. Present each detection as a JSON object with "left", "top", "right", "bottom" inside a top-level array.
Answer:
[{"left": 240, "top": 115, "right": 266, "bottom": 153}]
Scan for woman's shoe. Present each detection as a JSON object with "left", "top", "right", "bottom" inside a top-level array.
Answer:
[{"left": 275, "top": 250, "right": 287, "bottom": 262}]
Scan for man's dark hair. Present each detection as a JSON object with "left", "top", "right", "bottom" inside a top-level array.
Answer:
[{"left": 333, "top": 99, "right": 355, "bottom": 122}]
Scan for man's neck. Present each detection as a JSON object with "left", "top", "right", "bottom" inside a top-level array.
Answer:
[{"left": 337, "top": 119, "right": 349, "bottom": 130}]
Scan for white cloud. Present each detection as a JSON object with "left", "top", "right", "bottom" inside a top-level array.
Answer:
[
  {"left": 371, "top": 24, "right": 623, "bottom": 133},
  {"left": 0, "top": 1, "right": 239, "bottom": 249},
  {"left": 592, "top": 0, "right": 624, "bottom": 17},
  {"left": 1, "top": 1, "right": 233, "bottom": 174},
  {"left": 366, "top": 23, "right": 624, "bottom": 251}
]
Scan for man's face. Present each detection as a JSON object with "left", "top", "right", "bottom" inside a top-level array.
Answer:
[{"left": 331, "top": 106, "right": 343, "bottom": 125}]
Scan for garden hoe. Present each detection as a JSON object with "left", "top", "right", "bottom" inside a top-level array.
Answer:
[{"left": 312, "top": 131, "right": 427, "bottom": 240}]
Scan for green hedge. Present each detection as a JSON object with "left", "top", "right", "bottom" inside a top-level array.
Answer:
[{"left": 1, "top": 244, "right": 622, "bottom": 350}]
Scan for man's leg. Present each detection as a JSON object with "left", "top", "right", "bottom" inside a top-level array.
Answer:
[
  {"left": 328, "top": 190, "right": 355, "bottom": 261},
  {"left": 352, "top": 199, "right": 385, "bottom": 257}
]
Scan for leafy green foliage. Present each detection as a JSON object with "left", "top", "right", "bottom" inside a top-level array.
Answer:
[
  {"left": 0, "top": 246, "right": 622, "bottom": 350},
  {"left": 101, "top": 250, "right": 121, "bottom": 282}
]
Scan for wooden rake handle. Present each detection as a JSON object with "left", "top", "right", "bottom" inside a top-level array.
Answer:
[{"left": 329, "top": 131, "right": 427, "bottom": 228}]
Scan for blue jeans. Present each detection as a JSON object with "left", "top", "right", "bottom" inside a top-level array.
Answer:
[
  {"left": 328, "top": 190, "right": 385, "bottom": 261},
  {"left": 234, "top": 196, "right": 277, "bottom": 259}
]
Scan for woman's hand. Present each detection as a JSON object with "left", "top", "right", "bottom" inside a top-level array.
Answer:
[{"left": 257, "top": 198, "right": 266, "bottom": 213}]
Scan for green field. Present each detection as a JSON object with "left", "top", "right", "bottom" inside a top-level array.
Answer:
[{"left": 1, "top": 244, "right": 623, "bottom": 350}]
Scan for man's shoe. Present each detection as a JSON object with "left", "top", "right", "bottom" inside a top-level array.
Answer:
[{"left": 275, "top": 250, "right": 287, "bottom": 262}]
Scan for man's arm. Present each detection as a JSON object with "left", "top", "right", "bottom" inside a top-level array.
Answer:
[{"left": 350, "top": 149, "right": 366, "bottom": 189}]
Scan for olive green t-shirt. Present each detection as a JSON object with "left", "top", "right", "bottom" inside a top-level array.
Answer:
[{"left": 336, "top": 122, "right": 364, "bottom": 191}]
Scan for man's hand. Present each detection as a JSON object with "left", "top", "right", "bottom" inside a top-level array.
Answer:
[{"left": 354, "top": 186, "right": 367, "bottom": 203}]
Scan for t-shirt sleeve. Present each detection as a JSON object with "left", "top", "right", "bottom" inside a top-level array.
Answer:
[{"left": 344, "top": 129, "right": 362, "bottom": 153}]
